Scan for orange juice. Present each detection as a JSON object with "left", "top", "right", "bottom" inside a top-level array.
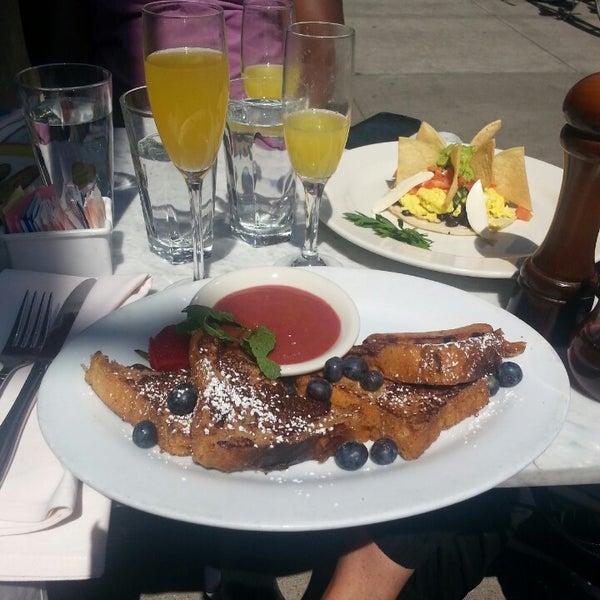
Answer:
[
  {"left": 283, "top": 109, "right": 350, "bottom": 181},
  {"left": 242, "top": 63, "right": 283, "bottom": 100},
  {"left": 144, "top": 47, "right": 229, "bottom": 172}
]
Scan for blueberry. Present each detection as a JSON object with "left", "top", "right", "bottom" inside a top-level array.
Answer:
[
  {"left": 132, "top": 420, "right": 158, "bottom": 448},
  {"left": 334, "top": 441, "right": 369, "bottom": 470},
  {"left": 282, "top": 378, "right": 297, "bottom": 396},
  {"left": 486, "top": 373, "right": 500, "bottom": 396},
  {"left": 323, "top": 356, "right": 343, "bottom": 382},
  {"left": 370, "top": 437, "right": 398, "bottom": 465},
  {"left": 306, "top": 377, "right": 332, "bottom": 402},
  {"left": 167, "top": 382, "right": 198, "bottom": 415},
  {"left": 361, "top": 369, "right": 384, "bottom": 391},
  {"left": 496, "top": 361, "right": 523, "bottom": 388},
  {"left": 342, "top": 356, "right": 368, "bottom": 381}
]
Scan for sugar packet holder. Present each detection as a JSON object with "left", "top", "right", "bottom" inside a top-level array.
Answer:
[{"left": 2, "top": 184, "right": 106, "bottom": 234}]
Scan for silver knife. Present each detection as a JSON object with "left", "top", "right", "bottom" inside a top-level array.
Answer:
[{"left": 0, "top": 278, "right": 96, "bottom": 486}]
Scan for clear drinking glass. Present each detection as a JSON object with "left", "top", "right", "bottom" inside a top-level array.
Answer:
[
  {"left": 142, "top": 1, "right": 229, "bottom": 280},
  {"left": 241, "top": 0, "right": 293, "bottom": 100},
  {"left": 16, "top": 63, "right": 114, "bottom": 203},
  {"left": 282, "top": 21, "right": 355, "bottom": 267}
]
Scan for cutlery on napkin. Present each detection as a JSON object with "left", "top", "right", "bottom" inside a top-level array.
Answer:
[
  {"left": 0, "top": 269, "right": 152, "bottom": 536},
  {"left": 0, "top": 278, "right": 95, "bottom": 488}
]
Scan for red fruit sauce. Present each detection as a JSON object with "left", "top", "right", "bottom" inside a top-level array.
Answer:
[{"left": 214, "top": 285, "right": 341, "bottom": 365}]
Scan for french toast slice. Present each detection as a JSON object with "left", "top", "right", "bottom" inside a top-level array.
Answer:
[
  {"left": 353, "top": 323, "right": 526, "bottom": 385},
  {"left": 334, "top": 377, "right": 489, "bottom": 460},
  {"left": 84, "top": 352, "right": 194, "bottom": 456},
  {"left": 295, "top": 373, "right": 490, "bottom": 460},
  {"left": 188, "top": 330, "right": 359, "bottom": 472}
]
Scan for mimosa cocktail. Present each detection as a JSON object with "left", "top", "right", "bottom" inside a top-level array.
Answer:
[
  {"left": 282, "top": 21, "right": 355, "bottom": 267},
  {"left": 142, "top": 1, "right": 229, "bottom": 281},
  {"left": 240, "top": 0, "right": 291, "bottom": 100},
  {"left": 283, "top": 108, "right": 350, "bottom": 181},
  {"left": 242, "top": 63, "right": 283, "bottom": 100},
  {"left": 145, "top": 47, "right": 229, "bottom": 172}
]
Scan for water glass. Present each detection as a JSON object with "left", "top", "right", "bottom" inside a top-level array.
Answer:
[
  {"left": 120, "top": 86, "right": 214, "bottom": 264},
  {"left": 16, "top": 63, "right": 114, "bottom": 202},
  {"left": 224, "top": 76, "right": 296, "bottom": 246}
]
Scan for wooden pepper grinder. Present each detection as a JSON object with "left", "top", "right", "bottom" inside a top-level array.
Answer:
[{"left": 507, "top": 72, "right": 600, "bottom": 351}]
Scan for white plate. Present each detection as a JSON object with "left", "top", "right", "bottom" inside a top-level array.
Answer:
[
  {"left": 38, "top": 268, "right": 570, "bottom": 531},
  {"left": 323, "top": 142, "right": 599, "bottom": 278},
  {"left": 191, "top": 266, "right": 360, "bottom": 377}
]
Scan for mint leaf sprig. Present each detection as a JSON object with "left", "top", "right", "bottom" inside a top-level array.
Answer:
[
  {"left": 177, "top": 305, "right": 281, "bottom": 379},
  {"left": 344, "top": 212, "right": 432, "bottom": 250}
]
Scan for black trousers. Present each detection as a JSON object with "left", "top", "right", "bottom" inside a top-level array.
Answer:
[{"left": 369, "top": 488, "right": 519, "bottom": 600}]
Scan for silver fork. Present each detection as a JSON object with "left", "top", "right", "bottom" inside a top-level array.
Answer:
[{"left": 0, "top": 290, "right": 53, "bottom": 392}]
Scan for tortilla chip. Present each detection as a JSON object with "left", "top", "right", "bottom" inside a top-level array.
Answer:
[
  {"left": 415, "top": 121, "right": 446, "bottom": 151},
  {"left": 470, "top": 119, "right": 502, "bottom": 148},
  {"left": 471, "top": 139, "right": 495, "bottom": 188},
  {"left": 396, "top": 137, "right": 440, "bottom": 183},
  {"left": 492, "top": 147, "right": 532, "bottom": 211}
]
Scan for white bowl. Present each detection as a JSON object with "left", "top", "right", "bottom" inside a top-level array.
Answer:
[
  {"left": 192, "top": 266, "right": 360, "bottom": 376},
  {"left": 0, "top": 197, "right": 113, "bottom": 276}
]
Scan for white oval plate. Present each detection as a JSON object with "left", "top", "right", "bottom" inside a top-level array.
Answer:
[
  {"left": 323, "top": 142, "right": 600, "bottom": 278},
  {"left": 38, "top": 268, "right": 570, "bottom": 531},
  {"left": 191, "top": 266, "right": 361, "bottom": 376}
]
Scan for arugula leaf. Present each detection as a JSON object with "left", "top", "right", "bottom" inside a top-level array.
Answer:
[
  {"left": 177, "top": 304, "right": 281, "bottom": 379},
  {"left": 343, "top": 212, "right": 432, "bottom": 249}
]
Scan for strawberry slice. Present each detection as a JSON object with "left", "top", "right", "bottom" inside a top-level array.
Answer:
[{"left": 148, "top": 324, "right": 190, "bottom": 371}]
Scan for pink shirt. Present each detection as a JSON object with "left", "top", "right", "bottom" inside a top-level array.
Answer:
[{"left": 88, "top": 0, "right": 244, "bottom": 111}]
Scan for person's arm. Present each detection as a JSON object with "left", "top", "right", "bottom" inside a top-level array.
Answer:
[{"left": 293, "top": 0, "right": 345, "bottom": 24}]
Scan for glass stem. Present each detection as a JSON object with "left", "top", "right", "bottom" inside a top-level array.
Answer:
[
  {"left": 301, "top": 180, "right": 325, "bottom": 266},
  {"left": 187, "top": 177, "right": 205, "bottom": 281}
]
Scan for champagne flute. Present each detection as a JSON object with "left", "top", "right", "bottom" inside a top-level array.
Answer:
[
  {"left": 241, "top": 0, "right": 293, "bottom": 100},
  {"left": 282, "top": 21, "right": 355, "bottom": 267},
  {"left": 142, "top": 1, "right": 229, "bottom": 280}
]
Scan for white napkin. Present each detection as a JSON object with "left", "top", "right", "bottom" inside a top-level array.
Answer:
[{"left": 0, "top": 269, "right": 151, "bottom": 537}]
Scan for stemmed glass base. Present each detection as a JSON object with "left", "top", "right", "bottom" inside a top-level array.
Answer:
[{"left": 278, "top": 179, "right": 342, "bottom": 267}]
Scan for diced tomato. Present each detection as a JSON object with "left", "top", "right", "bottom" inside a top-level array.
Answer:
[
  {"left": 148, "top": 324, "right": 190, "bottom": 371},
  {"left": 457, "top": 176, "right": 475, "bottom": 191},
  {"left": 515, "top": 205, "right": 533, "bottom": 222},
  {"left": 423, "top": 166, "right": 453, "bottom": 191}
]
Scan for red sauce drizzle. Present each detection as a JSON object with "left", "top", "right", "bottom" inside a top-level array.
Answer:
[{"left": 214, "top": 285, "right": 341, "bottom": 365}]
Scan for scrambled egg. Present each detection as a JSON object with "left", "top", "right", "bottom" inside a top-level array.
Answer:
[
  {"left": 400, "top": 187, "right": 448, "bottom": 223},
  {"left": 486, "top": 187, "right": 515, "bottom": 222},
  {"left": 399, "top": 183, "right": 515, "bottom": 230}
]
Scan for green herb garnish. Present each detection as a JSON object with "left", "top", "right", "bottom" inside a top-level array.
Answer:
[
  {"left": 177, "top": 304, "right": 281, "bottom": 379},
  {"left": 240, "top": 324, "right": 280, "bottom": 380},
  {"left": 343, "top": 212, "right": 432, "bottom": 249}
]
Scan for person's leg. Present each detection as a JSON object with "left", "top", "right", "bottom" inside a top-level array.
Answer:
[
  {"left": 320, "top": 532, "right": 414, "bottom": 600},
  {"left": 304, "top": 488, "right": 519, "bottom": 600}
]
